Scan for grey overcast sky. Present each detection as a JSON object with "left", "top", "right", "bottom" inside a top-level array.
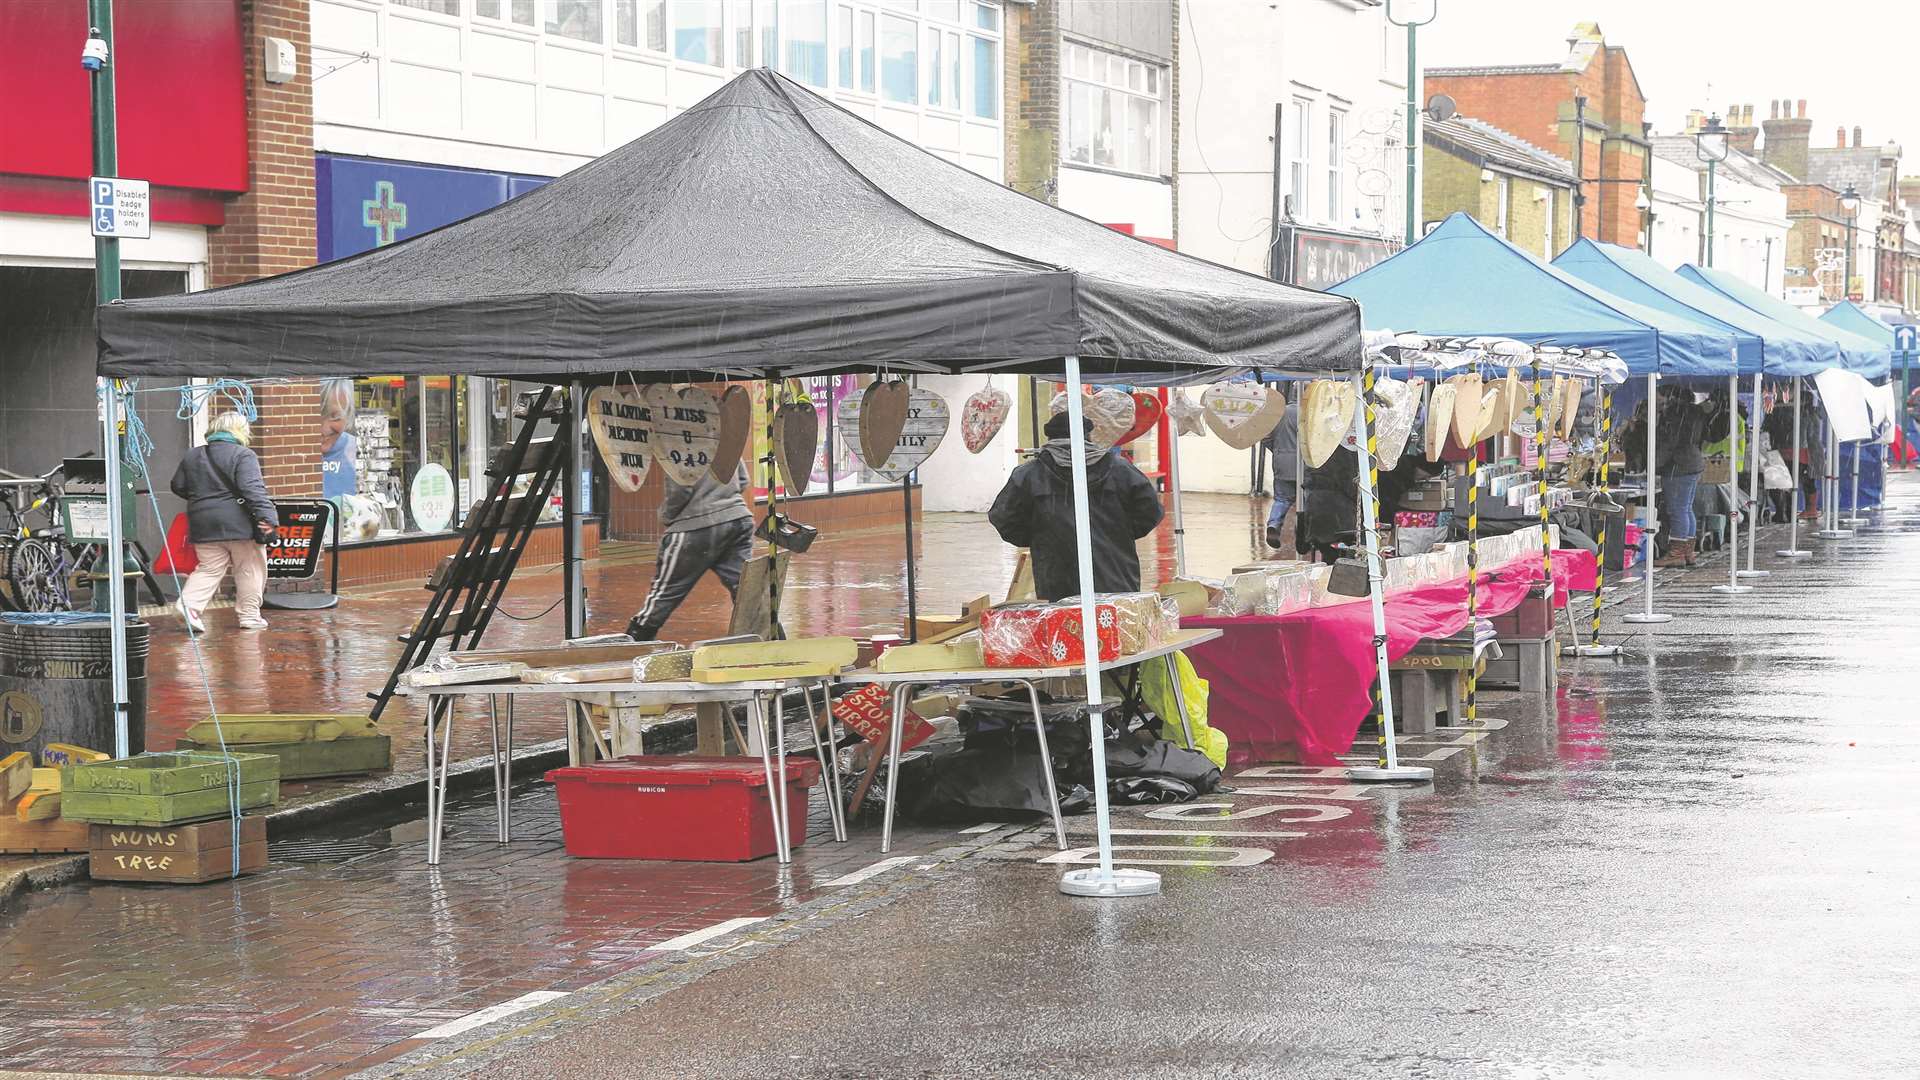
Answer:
[{"left": 1419, "top": 0, "right": 1919, "bottom": 163}]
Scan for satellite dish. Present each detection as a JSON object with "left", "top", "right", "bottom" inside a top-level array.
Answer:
[{"left": 1425, "top": 94, "right": 1457, "bottom": 123}]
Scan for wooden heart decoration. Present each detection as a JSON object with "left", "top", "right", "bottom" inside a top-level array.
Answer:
[
  {"left": 1559, "top": 376, "right": 1581, "bottom": 439},
  {"left": 838, "top": 387, "right": 949, "bottom": 481},
  {"left": 1166, "top": 390, "right": 1207, "bottom": 436},
  {"left": 1050, "top": 388, "right": 1136, "bottom": 448},
  {"left": 961, "top": 385, "right": 1011, "bottom": 454},
  {"left": 1372, "top": 376, "right": 1417, "bottom": 470},
  {"left": 859, "top": 380, "right": 911, "bottom": 467},
  {"left": 709, "top": 385, "right": 753, "bottom": 483},
  {"left": 1447, "top": 373, "right": 1484, "bottom": 447},
  {"left": 1301, "top": 380, "right": 1355, "bottom": 467},
  {"left": 1202, "top": 383, "right": 1287, "bottom": 450},
  {"left": 585, "top": 385, "right": 653, "bottom": 493},
  {"left": 1423, "top": 383, "right": 1457, "bottom": 462},
  {"left": 1116, "top": 391, "right": 1164, "bottom": 446},
  {"left": 772, "top": 399, "right": 819, "bottom": 495},
  {"left": 644, "top": 385, "right": 721, "bottom": 486},
  {"left": 1473, "top": 387, "right": 1503, "bottom": 443}
]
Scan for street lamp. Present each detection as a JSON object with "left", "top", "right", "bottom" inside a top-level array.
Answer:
[
  {"left": 1636, "top": 187, "right": 1653, "bottom": 256},
  {"left": 1386, "top": 0, "right": 1438, "bottom": 248},
  {"left": 1840, "top": 183, "right": 1861, "bottom": 301},
  {"left": 1695, "top": 114, "right": 1730, "bottom": 269}
]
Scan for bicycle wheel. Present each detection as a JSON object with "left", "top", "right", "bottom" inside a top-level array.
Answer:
[{"left": 9, "top": 538, "right": 69, "bottom": 612}]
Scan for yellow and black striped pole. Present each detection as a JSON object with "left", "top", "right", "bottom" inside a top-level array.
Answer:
[
  {"left": 1465, "top": 395, "right": 1480, "bottom": 727},
  {"left": 1363, "top": 360, "right": 1389, "bottom": 769},
  {"left": 1589, "top": 381, "right": 1614, "bottom": 646}
]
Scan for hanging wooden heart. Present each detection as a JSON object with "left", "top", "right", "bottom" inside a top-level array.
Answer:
[
  {"left": 1301, "top": 380, "right": 1355, "bottom": 466},
  {"left": 1166, "top": 390, "right": 1207, "bottom": 436},
  {"left": 1422, "top": 383, "right": 1457, "bottom": 462},
  {"left": 838, "top": 387, "right": 949, "bottom": 481},
  {"left": 1116, "top": 391, "right": 1164, "bottom": 446},
  {"left": 859, "top": 380, "right": 911, "bottom": 466},
  {"left": 644, "top": 384, "right": 721, "bottom": 486},
  {"left": 772, "top": 398, "right": 820, "bottom": 495},
  {"left": 1051, "top": 388, "right": 1136, "bottom": 448},
  {"left": 585, "top": 384, "right": 653, "bottom": 493},
  {"left": 961, "top": 385, "right": 1011, "bottom": 454},
  {"left": 1559, "top": 376, "right": 1581, "bottom": 439},
  {"left": 1372, "top": 376, "right": 1417, "bottom": 470},
  {"left": 1202, "top": 383, "right": 1287, "bottom": 450},
  {"left": 709, "top": 385, "right": 753, "bottom": 483},
  {"left": 1447, "top": 373, "right": 1484, "bottom": 447}
]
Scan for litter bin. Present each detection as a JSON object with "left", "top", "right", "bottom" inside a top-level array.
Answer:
[{"left": 0, "top": 617, "right": 148, "bottom": 760}]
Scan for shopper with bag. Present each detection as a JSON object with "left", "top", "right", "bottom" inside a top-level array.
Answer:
[
  {"left": 1653, "top": 386, "right": 1709, "bottom": 568},
  {"left": 170, "top": 411, "right": 279, "bottom": 633}
]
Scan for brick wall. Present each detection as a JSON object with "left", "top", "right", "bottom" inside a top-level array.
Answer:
[
  {"left": 209, "top": 0, "right": 321, "bottom": 500},
  {"left": 1004, "top": 0, "right": 1060, "bottom": 203}
]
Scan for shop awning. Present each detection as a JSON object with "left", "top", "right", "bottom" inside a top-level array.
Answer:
[
  {"left": 1678, "top": 265, "right": 1891, "bottom": 380},
  {"left": 1328, "top": 213, "right": 1736, "bottom": 377},
  {"left": 98, "top": 69, "right": 1361, "bottom": 383},
  {"left": 1820, "top": 300, "right": 1918, "bottom": 372},
  {"left": 1554, "top": 240, "right": 1837, "bottom": 378}
]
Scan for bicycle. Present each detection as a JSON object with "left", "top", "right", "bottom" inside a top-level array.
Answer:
[{"left": 0, "top": 467, "right": 95, "bottom": 613}]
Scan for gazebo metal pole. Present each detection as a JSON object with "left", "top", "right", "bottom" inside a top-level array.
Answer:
[
  {"left": 1778, "top": 376, "right": 1812, "bottom": 557},
  {"left": 1818, "top": 405, "right": 1851, "bottom": 539},
  {"left": 1057, "top": 355, "right": 1159, "bottom": 899},
  {"left": 1623, "top": 373, "right": 1671, "bottom": 625},
  {"left": 1167, "top": 414, "right": 1187, "bottom": 578},
  {"left": 1739, "top": 372, "right": 1769, "bottom": 578},
  {"left": 563, "top": 380, "right": 586, "bottom": 637},
  {"left": 1348, "top": 356, "right": 1431, "bottom": 785},
  {"left": 1713, "top": 373, "right": 1752, "bottom": 594},
  {"left": 1842, "top": 434, "right": 1866, "bottom": 527}
]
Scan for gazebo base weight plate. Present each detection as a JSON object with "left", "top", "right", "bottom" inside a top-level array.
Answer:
[
  {"left": 1347, "top": 764, "right": 1433, "bottom": 783},
  {"left": 1060, "top": 867, "right": 1161, "bottom": 898}
]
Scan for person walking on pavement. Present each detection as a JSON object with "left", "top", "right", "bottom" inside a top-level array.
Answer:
[
  {"left": 626, "top": 464, "right": 754, "bottom": 640},
  {"left": 988, "top": 412, "right": 1163, "bottom": 601},
  {"left": 1654, "top": 386, "right": 1709, "bottom": 568},
  {"left": 1263, "top": 399, "right": 1299, "bottom": 552},
  {"left": 170, "top": 411, "right": 279, "bottom": 633}
]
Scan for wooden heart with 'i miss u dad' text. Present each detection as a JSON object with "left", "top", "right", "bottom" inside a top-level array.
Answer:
[{"left": 644, "top": 385, "right": 721, "bottom": 487}]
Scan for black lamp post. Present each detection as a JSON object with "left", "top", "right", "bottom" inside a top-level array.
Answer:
[
  {"left": 1840, "top": 184, "right": 1862, "bottom": 301},
  {"left": 1694, "top": 114, "right": 1730, "bottom": 268}
]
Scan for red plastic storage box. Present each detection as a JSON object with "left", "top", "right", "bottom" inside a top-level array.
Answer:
[{"left": 545, "top": 756, "right": 819, "bottom": 861}]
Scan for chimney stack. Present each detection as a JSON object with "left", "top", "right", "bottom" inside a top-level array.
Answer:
[
  {"left": 1763, "top": 96, "right": 1814, "bottom": 180},
  {"left": 1770, "top": 100, "right": 1781, "bottom": 120},
  {"left": 1854, "top": 125, "right": 1864, "bottom": 147},
  {"left": 1838, "top": 126, "right": 1848, "bottom": 148},
  {"left": 1727, "top": 103, "right": 1760, "bottom": 156}
]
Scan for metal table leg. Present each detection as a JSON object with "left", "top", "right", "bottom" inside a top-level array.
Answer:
[
  {"left": 774, "top": 691, "right": 792, "bottom": 858},
  {"left": 749, "top": 695, "right": 791, "bottom": 864},
  {"left": 1015, "top": 679, "right": 1068, "bottom": 851},
  {"left": 426, "top": 695, "right": 455, "bottom": 866},
  {"left": 489, "top": 695, "right": 506, "bottom": 843},
  {"left": 1161, "top": 652, "right": 1197, "bottom": 750},
  {"left": 802, "top": 683, "right": 847, "bottom": 842},
  {"left": 880, "top": 682, "right": 912, "bottom": 854},
  {"left": 502, "top": 695, "right": 515, "bottom": 842},
  {"left": 424, "top": 696, "right": 440, "bottom": 865}
]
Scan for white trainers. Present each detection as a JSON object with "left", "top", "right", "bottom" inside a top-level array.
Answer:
[
  {"left": 176, "top": 600, "right": 207, "bottom": 634},
  {"left": 237, "top": 618, "right": 269, "bottom": 630}
]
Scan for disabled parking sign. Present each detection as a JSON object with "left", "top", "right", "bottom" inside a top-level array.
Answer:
[{"left": 89, "top": 176, "right": 150, "bottom": 239}]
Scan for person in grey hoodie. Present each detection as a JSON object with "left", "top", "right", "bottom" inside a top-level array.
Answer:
[{"left": 626, "top": 464, "right": 754, "bottom": 640}]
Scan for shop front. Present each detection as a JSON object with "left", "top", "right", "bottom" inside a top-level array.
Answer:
[{"left": 1275, "top": 223, "right": 1399, "bottom": 291}]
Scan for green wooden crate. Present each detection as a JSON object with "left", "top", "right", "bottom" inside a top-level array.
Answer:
[
  {"left": 62, "top": 752, "right": 281, "bottom": 797},
  {"left": 175, "top": 735, "right": 391, "bottom": 780},
  {"left": 60, "top": 779, "right": 280, "bottom": 827}
]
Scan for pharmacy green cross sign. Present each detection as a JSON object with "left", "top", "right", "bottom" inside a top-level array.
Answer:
[{"left": 362, "top": 181, "right": 409, "bottom": 246}]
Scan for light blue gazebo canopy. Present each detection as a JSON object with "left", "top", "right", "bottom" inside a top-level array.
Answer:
[
  {"left": 1820, "top": 300, "right": 1917, "bottom": 372},
  {"left": 1330, "top": 213, "right": 1737, "bottom": 377},
  {"left": 1679, "top": 265, "right": 1891, "bottom": 380},
  {"left": 1555, "top": 240, "right": 1837, "bottom": 378}
]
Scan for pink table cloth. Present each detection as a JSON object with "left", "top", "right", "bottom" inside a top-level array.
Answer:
[{"left": 1184, "top": 549, "right": 1597, "bottom": 767}]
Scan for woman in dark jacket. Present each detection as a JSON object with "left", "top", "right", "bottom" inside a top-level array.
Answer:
[
  {"left": 989, "top": 412, "right": 1164, "bottom": 601},
  {"left": 1653, "top": 386, "right": 1708, "bottom": 567},
  {"left": 170, "top": 412, "right": 279, "bottom": 632}
]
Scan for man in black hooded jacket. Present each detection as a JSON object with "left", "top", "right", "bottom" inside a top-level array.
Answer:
[{"left": 988, "top": 412, "right": 1164, "bottom": 601}]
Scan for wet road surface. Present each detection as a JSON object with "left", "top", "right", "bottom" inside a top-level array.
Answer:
[
  {"left": 381, "top": 477, "right": 1920, "bottom": 1080},
  {"left": 4, "top": 478, "right": 1917, "bottom": 1079}
]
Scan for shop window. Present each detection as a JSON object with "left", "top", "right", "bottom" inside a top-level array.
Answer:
[
  {"left": 926, "top": 26, "right": 943, "bottom": 107},
  {"left": 1063, "top": 41, "right": 1162, "bottom": 175},
  {"left": 973, "top": 1, "right": 997, "bottom": 31},
  {"left": 395, "top": 0, "right": 461, "bottom": 14},
  {"left": 969, "top": 34, "right": 996, "bottom": 119},
  {"left": 547, "top": 0, "right": 603, "bottom": 42},
  {"left": 837, "top": 4, "right": 855, "bottom": 87},
  {"left": 323, "top": 376, "right": 476, "bottom": 541},
  {"left": 1288, "top": 98, "right": 1310, "bottom": 216},
  {"left": 944, "top": 29, "right": 960, "bottom": 107},
  {"left": 880, "top": 13, "right": 917, "bottom": 102},
  {"left": 673, "top": 0, "right": 724, "bottom": 64},
  {"left": 477, "top": 0, "right": 537, "bottom": 23},
  {"left": 1326, "top": 109, "right": 1344, "bottom": 223},
  {"left": 784, "top": 0, "right": 829, "bottom": 85},
  {"left": 858, "top": 10, "right": 876, "bottom": 91}
]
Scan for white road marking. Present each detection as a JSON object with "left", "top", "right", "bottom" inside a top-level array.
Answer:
[
  {"left": 414, "top": 992, "right": 569, "bottom": 1039},
  {"left": 822, "top": 856, "right": 921, "bottom": 887},
  {"left": 1080, "top": 827, "right": 1309, "bottom": 839},
  {"left": 650, "top": 917, "right": 767, "bottom": 952}
]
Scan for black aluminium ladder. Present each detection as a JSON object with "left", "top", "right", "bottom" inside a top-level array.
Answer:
[{"left": 367, "top": 386, "right": 569, "bottom": 720}]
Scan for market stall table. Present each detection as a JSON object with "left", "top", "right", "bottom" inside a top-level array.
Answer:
[
  {"left": 1184, "top": 551, "right": 1594, "bottom": 767},
  {"left": 395, "top": 676, "right": 842, "bottom": 866},
  {"left": 835, "top": 627, "right": 1224, "bottom": 854}
]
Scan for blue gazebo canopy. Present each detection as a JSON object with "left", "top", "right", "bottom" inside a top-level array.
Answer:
[
  {"left": 1679, "top": 265, "right": 1891, "bottom": 380},
  {"left": 1555, "top": 240, "right": 1836, "bottom": 378},
  {"left": 1330, "top": 213, "right": 1736, "bottom": 377},
  {"left": 1820, "top": 300, "right": 1917, "bottom": 372}
]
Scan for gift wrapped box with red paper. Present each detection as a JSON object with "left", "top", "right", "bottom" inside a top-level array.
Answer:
[{"left": 980, "top": 600, "right": 1123, "bottom": 668}]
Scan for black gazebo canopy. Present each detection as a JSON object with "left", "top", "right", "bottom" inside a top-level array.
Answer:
[{"left": 100, "top": 69, "right": 1361, "bottom": 383}]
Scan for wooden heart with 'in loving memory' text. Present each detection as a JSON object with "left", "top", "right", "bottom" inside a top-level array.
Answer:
[
  {"left": 586, "top": 385, "right": 654, "bottom": 493},
  {"left": 644, "top": 385, "right": 721, "bottom": 486},
  {"left": 838, "top": 387, "right": 950, "bottom": 481}
]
